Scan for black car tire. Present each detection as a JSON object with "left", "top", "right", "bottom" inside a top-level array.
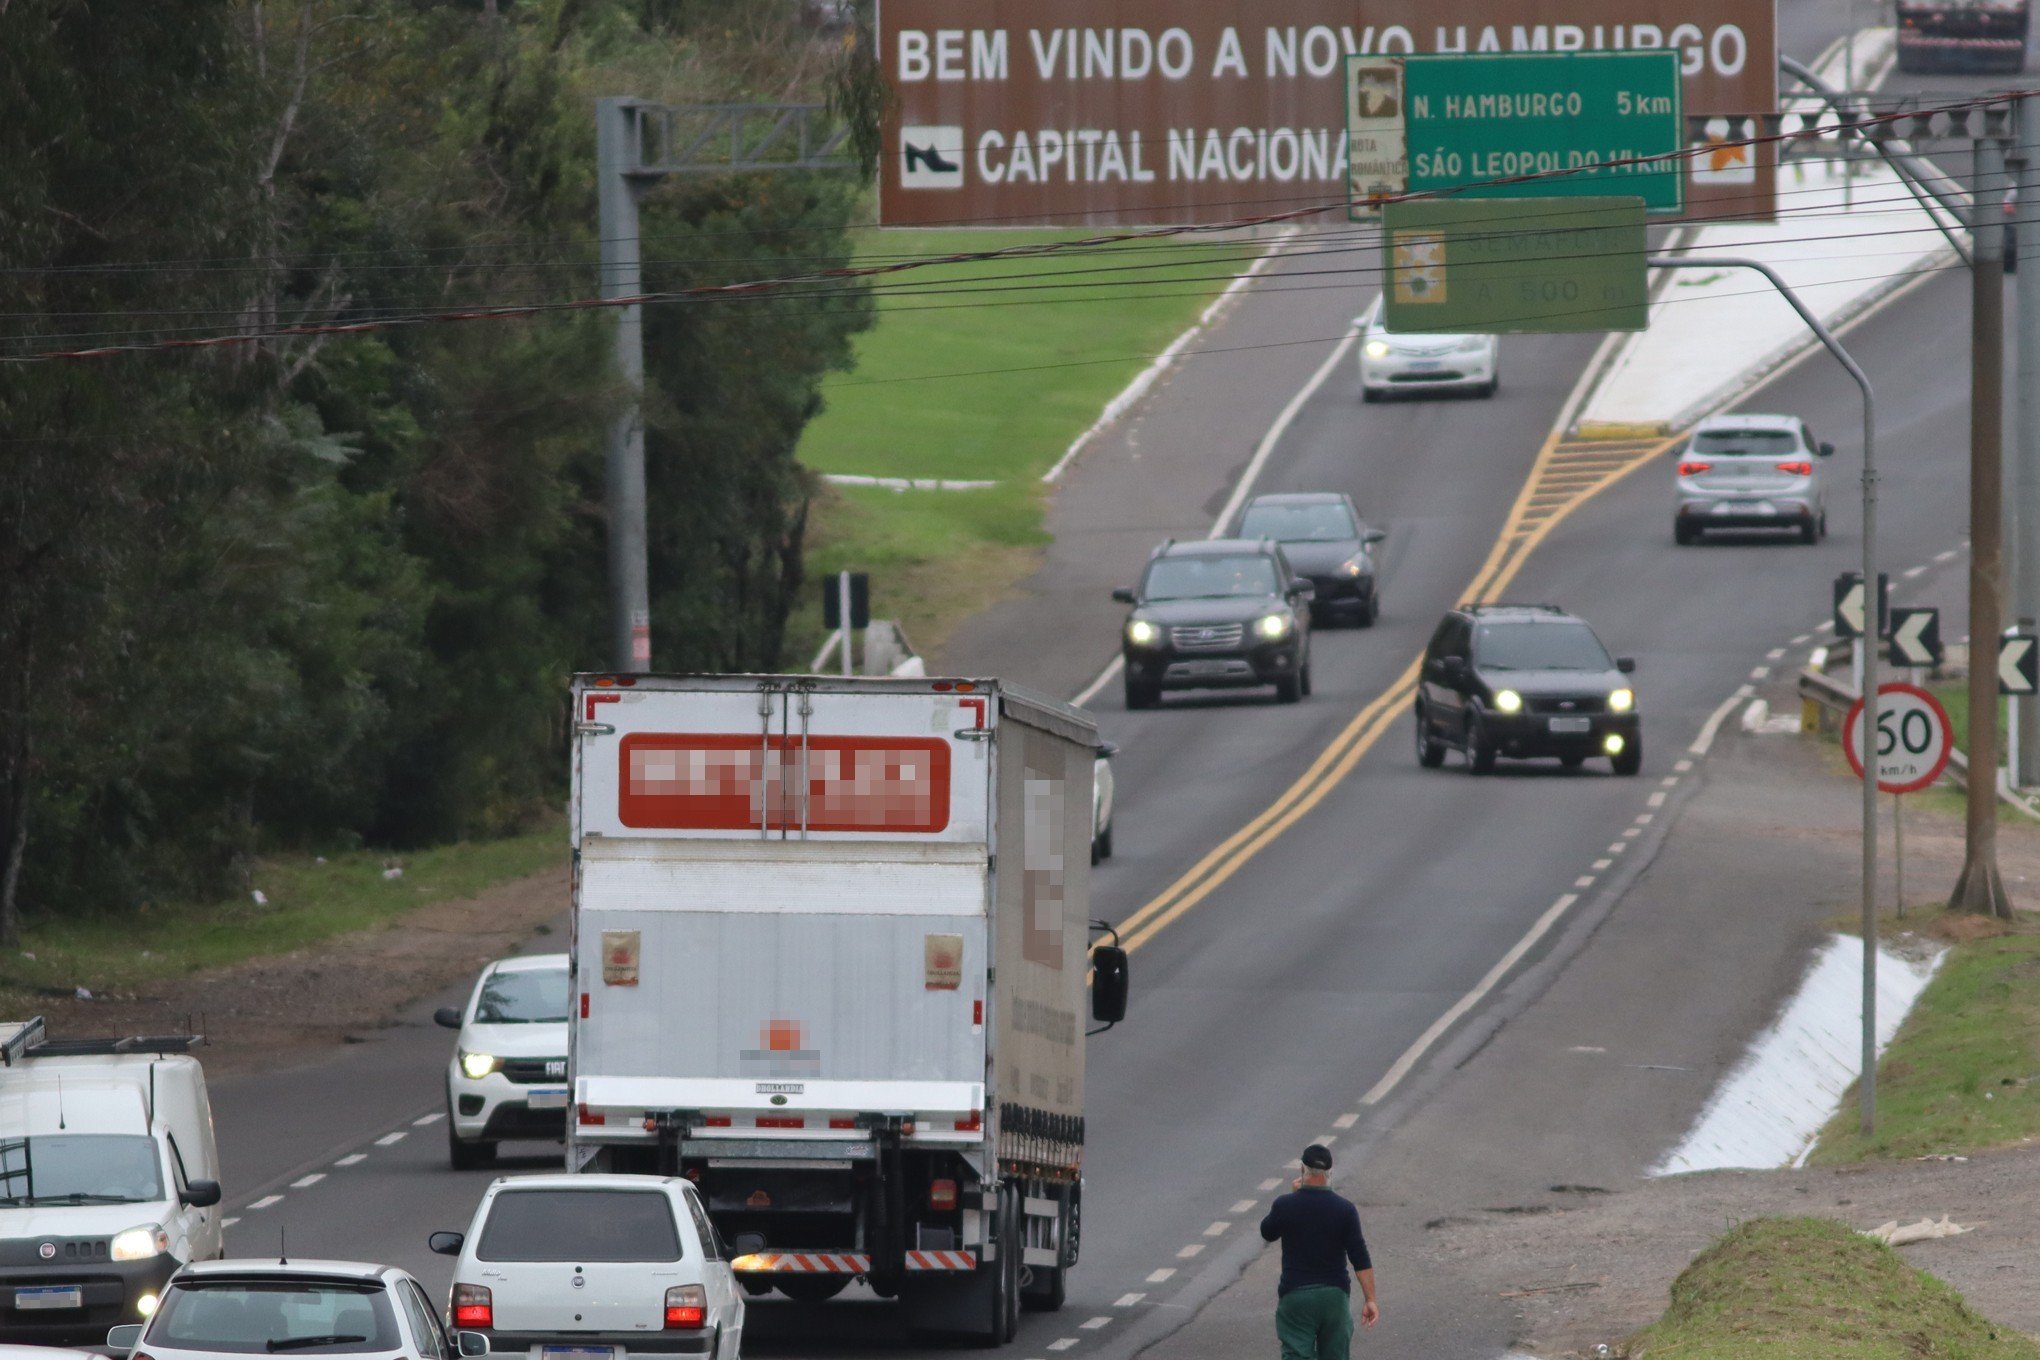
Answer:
[
  {"left": 1560, "top": 754, "right": 1585, "bottom": 770},
  {"left": 1465, "top": 716, "right": 1496, "bottom": 774},
  {"left": 1611, "top": 738, "right": 1642, "bottom": 776},
  {"left": 1356, "top": 591, "right": 1378, "bottom": 627},
  {"left": 1124, "top": 677, "right": 1159, "bottom": 710},
  {"left": 1275, "top": 674, "right": 1302, "bottom": 704},
  {"left": 1097, "top": 823, "right": 1113, "bottom": 860},
  {"left": 1362, "top": 385, "right": 1382, "bottom": 404},
  {"left": 1799, "top": 515, "right": 1819, "bottom": 545},
  {"left": 1674, "top": 521, "right": 1697, "bottom": 546},
  {"left": 1300, "top": 663, "right": 1313, "bottom": 697},
  {"left": 1415, "top": 707, "right": 1445, "bottom": 768},
  {"left": 447, "top": 1119, "right": 496, "bottom": 1171}
]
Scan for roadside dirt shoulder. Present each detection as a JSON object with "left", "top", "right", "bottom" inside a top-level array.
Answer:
[{"left": 26, "top": 866, "right": 567, "bottom": 1078}]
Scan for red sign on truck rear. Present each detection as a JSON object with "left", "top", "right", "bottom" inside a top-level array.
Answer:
[{"left": 619, "top": 733, "right": 952, "bottom": 833}]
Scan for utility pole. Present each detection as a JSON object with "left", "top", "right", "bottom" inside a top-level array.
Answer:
[
  {"left": 2014, "top": 96, "right": 2040, "bottom": 789},
  {"left": 1951, "top": 135, "right": 2014, "bottom": 918}
]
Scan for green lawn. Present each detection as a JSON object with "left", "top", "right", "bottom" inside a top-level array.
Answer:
[
  {"left": 794, "top": 228, "right": 1269, "bottom": 658},
  {"left": 1809, "top": 909, "right": 2040, "bottom": 1163},
  {"left": 1628, "top": 1217, "right": 2040, "bottom": 1360},
  {"left": 0, "top": 827, "right": 565, "bottom": 998}
]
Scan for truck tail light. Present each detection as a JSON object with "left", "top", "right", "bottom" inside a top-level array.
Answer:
[
  {"left": 829, "top": 1117, "right": 857, "bottom": 1129},
  {"left": 703, "top": 1116, "right": 732, "bottom": 1128},
  {"left": 453, "top": 1284, "right": 493, "bottom": 1329},
  {"left": 1677, "top": 461, "right": 1712, "bottom": 476},
  {"left": 578, "top": 1104, "right": 605, "bottom": 1126},
  {"left": 1776, "top": 460, "right": 1813, "bottom": 476},
  {"left": 580, "top": 992, "right": 590, "bottom": 1019},
  {"left": 928, "top": 1178, "right": 959, "bottom": 1211},
  {"left": 954, "top": 1112, "right": 981, "bottom": 1132},
  {"left": 664, "top": 1285, "right": 707, "bottom": 1329},
  {"left": 757, "top": 1116, "right": 805, "bottom": 1129}
]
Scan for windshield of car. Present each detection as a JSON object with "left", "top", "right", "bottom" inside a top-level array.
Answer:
[
  {"left": 477, "top": 1189, "right": 683, "bottom": 1263},
  {"left": 1142, "top": 554, "right": 1280, "bottom": 601},
  {"left": 1238, "top": 503, "right": 1358, "bottom": 543},
  {"left": 0, "top": 1135, "right": 164, "bottom": 1205},
  {"left": 1689, "top": 427, "right": 1801, "bottom": 456},
  {"left": 147, "top": 1281, "right": 399, "bottom": 1354},
  {"left": 1473, "top": 622, "right": 1615, "bottom": 671},
  {"left": 473, "top": 966, "right": 570, "bottom": 1024}
]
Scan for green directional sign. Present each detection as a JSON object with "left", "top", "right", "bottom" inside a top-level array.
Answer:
[
  {"left": 1381, "top": 197, "right": 1649, "bottom": 335},
  {"left": 1402, "top": 51, "right": 1684, "bottom": 214}
]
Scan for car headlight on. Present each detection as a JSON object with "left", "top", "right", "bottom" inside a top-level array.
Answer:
[
  {"left": 459, "top": 1050, "right": 501, "bottom": 1080},
  {"left": 1492, "top": 689, "right": 1524, "bottom": 714},
  {"left": 1338, "top": 557, "right": 1366, "bottom": 578},
  {"left": 1609, "top": 687, "right": 1635, "bottom": 713},
  {"left": 110, "top": 1225, "right": 168, "bottom": 1263},
  {"left": 1363, "top": 339, "right": 1393, "bottom": 359},
  {"left": 1126, "top": 619, "right": 1159, "bottom": 646},
  {"left": 1255, "top": 613, "right": 1292, "bottom": 639}
]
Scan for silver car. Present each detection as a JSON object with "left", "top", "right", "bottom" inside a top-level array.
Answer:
[
  {"left": 1356, "top": 296, "right": 1498, "bottom": 400},
  {"left": 1674, "top": 413, "right": 1833, "bottom": 545}
]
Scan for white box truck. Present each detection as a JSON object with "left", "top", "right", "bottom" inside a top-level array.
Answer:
[{"left": 565, "top": 675, "right": 1128, "bottom": 1344}]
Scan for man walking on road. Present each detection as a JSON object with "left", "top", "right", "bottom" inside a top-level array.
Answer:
[{"left": 1259, "top": 1144, "right": 1379, "bottom": 1360}]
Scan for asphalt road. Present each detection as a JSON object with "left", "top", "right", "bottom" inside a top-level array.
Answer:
[{"left": 195, "top": 4, "right": 2001, "bottom": 1356}]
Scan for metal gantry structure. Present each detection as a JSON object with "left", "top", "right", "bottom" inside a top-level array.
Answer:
[{"left": 596, "top": 98, "right": 855, "bottom": 673}]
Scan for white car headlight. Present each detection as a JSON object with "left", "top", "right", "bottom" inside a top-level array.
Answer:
[
  {"left": 1126, "top": 619, "right": 1159, "bottom": 645},
  {"left": 110, "top": 1225, "right": 168, "bottom": 1262},
  {"left": 1255, "top": 613, "right": 1292, "bottom": 639},
  {"left": 460, "top": 1050, "right": 501, "bottom": 1080},
  {"left": 1363, "top": 339, "right": 1393, "bottom": 359},
  {"left": 1493, "top": 689, "right": 1524, "bottom": 714},
  {"left": 1609, "top": 687, "right": 1635, "bottom": 713}
]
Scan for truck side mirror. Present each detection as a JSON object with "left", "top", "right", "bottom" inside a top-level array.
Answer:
[
  {"left": 1111, "top": 588, "right": 1137, "bottom": 605},
  {"left": 434, "top": 1007, "right": 463, "bottom": 1029},
  {"left": 182, "top": 1179, "right": 222, "bottom": 1208},
  {"left": 428, "top": 1231, "right": 465, "bottom": 1256},
  {"left": 107, "top": 1325, "right": 144, "bottom": 1352},
  {"left": 1090, "top": 946, "right": 1129, "bottom": 1027}
]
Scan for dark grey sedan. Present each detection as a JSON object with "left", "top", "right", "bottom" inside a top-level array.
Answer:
[{"left": 1237, "top": 492, "right": 1386, "bottom": 627}]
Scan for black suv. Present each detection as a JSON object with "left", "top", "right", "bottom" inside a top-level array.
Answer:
[
  {"left": 1114, "top": 539, "right": 1315, "bottom": 709},
  {"left": 1414, "top": 604, "right": 1640, "bottom": 774},
  {"left": 1236, "top": 492, "right": 1386, "bottom": 626}
]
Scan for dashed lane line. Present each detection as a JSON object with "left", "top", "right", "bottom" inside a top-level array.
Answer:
[
  {"left": 1202, "top": 1222, "right": 1229, "bottom": 1238},
  {"left": 1176, "top": 1244, "right": 1204, "bottom": 1260},
  {"left": 1080, "top": 1318, "right": 1113, "bottom": 1331},
  {"left": 1146, "top": 1269, "right": 1177, "bottom": 1284},
  {"left": 1332, "top": 1112, "right": 1358, "bottom": 1129},
  {"left": 222, "top": 1217, "right": 241, "bottom": 1228},
  {"left": 291, "top": 1174, "right": 325, "bottom": 1189},
  {"left": 413, "top": 1113, "right": 445, "bottom": 1126},
  {"left": 375, "top": 1131, "right": 407, "bottom": 1147},
  {"left": 1230, "top": 1200, "right": 1258, "bottom": 1215},
  {"left": 248, "top": 1195, "right": 283, "bottom": 1210},
  {"left": 335, "top": 1153, "right": 366, "bottom": 1167},
  {"left": 1257, "top": 1178, "right": 1282, "bottom": 1193},
  {"left": 1114, "top": 1294, "right": 1146, "bottom": 1308},
  {"left": 1592, "top": 859, "right": 1612, "bottom": 871},
  {"left": 1574, "top": 876, "right": 1596, "bottom": 889},
  {"left": 1048, "top": 1340, "right": 1080, "bottom": 1352}
]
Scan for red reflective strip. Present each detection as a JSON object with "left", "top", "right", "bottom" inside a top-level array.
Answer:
[
  {"left": 972, "top": 999, "right": 983, "bottom": 1025},
  {"left": 585, "top": 692, "right": 622, "bottom": 722},
  {"left": 580, "top": 992, "right": 590, "bottom": 1019},
  {"left": 959, "top": 697, "right": 986, "bottom": 729},
  {"left": 757, "top": 1116, "right": 805, "bottom": 1129}
]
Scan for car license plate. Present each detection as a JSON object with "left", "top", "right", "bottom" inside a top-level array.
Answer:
[
  {"left": 1717, "top": 500, "right": 1776, "bottom": 516},
  {"left": 1407, "top": 359, "right": 1442, "bottom": 371},
  {"left": 527, "top": 1087, "right": 569, "bottom": 1109},
  {"left": 543, "top": 1348, "right": 616, "bottom": 1360},
  {"left": 14, "top": 1286, "right": 83, "bottom": 1311},
  {"left": 1548, "top": 717, "right": 1592, "bottom": 734},
  {"left": 1184, "top": 660, "right": 1234, "bottom": 676}
]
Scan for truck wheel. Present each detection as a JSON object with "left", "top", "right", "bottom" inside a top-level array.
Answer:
[
  {"left": 776, "top": 1277, "right": 848, "bottom": 1304},
  {"left": 975, "top": 1185, "right": 1020, "bottom": 1346},
  {"left": 1021, "top": 1188, "right": 1070, "bottom": 1313}
]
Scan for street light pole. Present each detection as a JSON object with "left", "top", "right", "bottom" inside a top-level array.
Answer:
[{"left": 1646, "top": 255, "right": 1879, "bottom": 1136}]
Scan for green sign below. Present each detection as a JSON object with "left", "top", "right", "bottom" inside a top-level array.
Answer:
[
  {"left": 1381, "top": 197, "right": 1649, "bottom": 335},
  {"left": 1402, "top": 51, "right": 1684, "bottom": 214}
]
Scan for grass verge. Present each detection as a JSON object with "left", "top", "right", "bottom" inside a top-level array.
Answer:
[
  {"left": 1628, "top": 1217, "right": 2040, "bottom": 1360},
  {"left": 1807, "top": 908, "right": 2040, "bottom": 1164},
  {"left": 792, "top": 228, "right": 1269, "bottom": 660},
  {"left": 0, "top": 827, "right": 565, "bottom": 999}
]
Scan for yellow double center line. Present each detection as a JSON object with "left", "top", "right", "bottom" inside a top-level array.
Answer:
[{"left": 1117, "top": 429, "right": 1680, "bottom": 955}]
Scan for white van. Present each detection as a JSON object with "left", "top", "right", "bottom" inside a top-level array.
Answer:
[{"left": 0, "top": 1018, "right": 223, "bottom": 1345}]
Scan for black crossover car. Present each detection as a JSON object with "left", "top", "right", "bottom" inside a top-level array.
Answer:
[
  {"left": 1114, "top": 538, "right": 1314, "bottom": 708},
  {"left": 1236, "top": 492, "right": 1386, "bottom": 626},
  {"left": 1414, "top": 604, "right": 1640, "bottom": 775}
]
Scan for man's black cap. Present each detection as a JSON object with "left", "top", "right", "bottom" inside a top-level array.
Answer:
[{"left": 1301, "top": 1143, "right": 1334, "bottom": 1171}]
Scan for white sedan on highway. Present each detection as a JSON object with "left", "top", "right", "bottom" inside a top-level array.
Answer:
[
  {"left": 1356, "top": 296, "right": 1499, "bottom": 400},
  {"left": 436, "top": 953, "right": 570, "bottom": 1169}
]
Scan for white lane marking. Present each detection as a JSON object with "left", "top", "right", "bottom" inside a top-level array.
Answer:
[
  {"left": 1146, "top": 1268, "right": 1177, "bottom": 1284},
  {"left": 414, "top": 1113, "right": 445, "bottom": 1126},
  {"left": 1903, "top": 564, "right": 1928, "bottom": 579},
  {"left": 1791, "top": 632, "right": 1813, "bottom": 645},
  {"left": 1114, "top": 1293, "right": 1146, "bottom": 1308},
  {"left": 1661, "top": 775, "right": 1679, "bottom": 787},
  {"left": 1315, "top": 1134, "right": 1339, "bottom": 1146},
  {"left": 1360, "top": 894, "right": 1581, "bottom": 1106},
  {"left": 1607, "top": 841, "right": 1627, "bottom": 855},
  {"left": 1203, "top": 1222, "right": 1229, "bottom": 1238},
  {"left": 1081, "top": 1317, "right": 1112, "bottom": 1330},
  {"left": 1575, "top": 876, "right": 1596, "bottom": 888},
  {"left": 291, "top": 1173, "right": 325, "bottom": 1189},
  {"left": 1749, "top": 666, "right": 1770, "bottom": 680},
  {"left": 1231, "top": 1200, "right": 1258, "bottom": 1215},
  {"left": 1648, "top": 791, "right": 1667, "bottom": 809},
  {"left": 1936, "top": 549, "right": 1960, "bottom": 562},
  {"left": 222, "top": 1217, "right": 241, "bottom": 1228},
  {"left": 1176, "top": 1244, "right": 1205, "bottom": 1259},
  {"left": 1689, "top": 689, "right": 1747, "bottom": 757},
  {"left": 1815, "top": 619, "right": 1836, "bottom": 632},
  {"left": 1049, "top": 1340, "right": 1080, "bottom": 1352},
  {"left": 1592, "top": 858, "right": 1612, "bottom": 871},
  {"left": 1674, "top": 758, "right": 1694, "bottom": 772},
  {"left": 1257, "top": 1178, "right": 1282, "bottom": 1193},
  {"left": 1635, "top": 814, "right": 1654, "bottom": 826},
  {"left": 1766, "top": 647, "right": 1787, "bottom": 661},
  {"left": 1071, "top": 657, "right": 1126, "bottom": 710},
  {"left": 1622, "top": 826, "right": 1643, "bottom": 838},
  {"left": 374, "top": 1131, "right": 407, "bottom": 1147},
  {"left": 335, "top": 1154, "right": 366, "bottom": 1167},
  {"left": 1734, "top": 683, "right": 1755, "bottom": 699},
  {"left": 248, "top": 1195, "right": 283, "bottom": 1210},
  {"left": 1332, "top": 1112, "right": 1358, "bottom": 1129}
]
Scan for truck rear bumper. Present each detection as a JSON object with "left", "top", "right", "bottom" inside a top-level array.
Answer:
[{"left": 731, "top": 1250, "right": 978, "bottom": 1275}]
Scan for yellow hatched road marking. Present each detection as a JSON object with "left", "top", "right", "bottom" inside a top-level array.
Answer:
[{"left": 1116, "top": 430, "right": 1680, "bottom": 956}]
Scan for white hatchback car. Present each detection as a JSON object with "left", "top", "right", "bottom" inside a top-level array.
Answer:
[
  {"left": 1356, "top": 295, "right": 1499, "bottom": 400},
  {"left": 435, "top": 954, "right": 571, "bottom": 1169},
  {"left": 1673, "top": 412, "right": 1833, "bottom": 545},
  {"left": 430, "top": 1175, "right": 743, "bottom": 1360},
  {"left": 104, "top": 1259, "right": 483, "bottom": 1360}
]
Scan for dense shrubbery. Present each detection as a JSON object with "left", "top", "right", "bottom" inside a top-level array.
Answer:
[{"left": 0, "top": 0, "right": 875, "bottom": 937}]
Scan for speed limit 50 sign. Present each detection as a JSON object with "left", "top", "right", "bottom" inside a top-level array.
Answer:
[{"left": 1842, "top": 682, "right": 1953, "bottom": 795}]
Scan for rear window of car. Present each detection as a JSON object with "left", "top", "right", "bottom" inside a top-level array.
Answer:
[
  {"left": 477, "top": 1189, "right": 684, "bottom": 1262},
  {"left": 148, "top": 1280, "right": 400, "bottom": 1354},
  {"left": 1690, "top": 427, "right": 1800, "bottom": 456}
]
